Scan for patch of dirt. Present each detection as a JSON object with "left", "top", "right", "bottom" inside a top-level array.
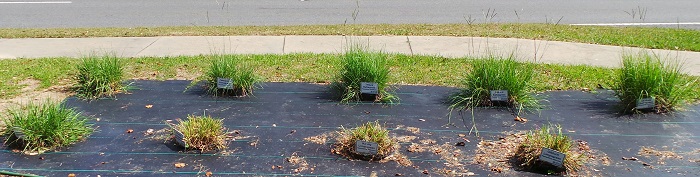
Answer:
[
  {"left": 394, "top": 125, "right": 421, "bottom": 135},
  {"left": 303, "top": 132, "right": 333, "bottom": 145},
  {"left": 419, "top": 139, "right": 437, "bottom": 145},
  {"left": 407, "top": 143, "right": 426, "bottom": 153},
  {"left": 395, "top": 135, "right": 418, "bottom": 143},
  {"left": 285, "top": 152, "right": 312, "bottom": 173},
  {"left": 474, "top": 133, "right": 524, "bottom": 174},
  {"left": 380, "top": 152, "right": 413, "bottom": 167},
  {"left": 638, "top": 146, "right": 684, "bottom": 165},
  {"left": 173, "top": 67, "right": 200, "bottom": 80},
  {"left": 403, "top": 136, "right": 474, "bottom": 176},
  {"left": 137, "top": 128, "right": 172, "bottom": 143},
  {"left": 406, "top": 127, "right": 421, "bottom": 134},
  {"left": 0, "top": 79, "right": 72, "bottom": 131},
  {"left": 430, "top": 143, "right": 472, "bottom": 176}
]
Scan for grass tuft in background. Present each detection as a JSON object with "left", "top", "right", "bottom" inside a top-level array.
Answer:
[
  {"left": 1, "top": 54, "right": 695, "bottom": 101},
  {"left": 74, "top": 55, "right": 125, "bottom": 99},
  {"left": 200, "top": 55, "right": 260, "bottom": 97},
  {"left": 450, "top": 55, "right": 538, "bottom": 110},
  {"left": 333, "top": 43, "right": 397, "bottom": 103},
  {"left": 615, "top": 52, "right": 698, "bottom": 114}
]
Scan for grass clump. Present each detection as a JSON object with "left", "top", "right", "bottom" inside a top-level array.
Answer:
[
  {"left": 450, "top": 55, "right": 538, "bottom": 110},
  {"left": 2, "top": 54, "right": 694, "bottom": 100},
  {"left": 170, "top": 115, "right": 229, "bottom": 152},
  {"left": 615, "top": 52, "right": 698, "bottom": 114},
  {"left": 333, "top": 44, "right": 397, "bottom": 103},
  {"left": 2, "top": 101, "right": 93, "bottom": 153},
  {"left": 75, "top": 55, "right": 125, "bottom": 99},
  {"left": 333, "top": 121, "right": 397, "bottom": 161},
  {"left": 515, "top": 124, "right": 585, "bottom": 175},
  {"left": 202, "top": 55, "right": 260, "bottom": 97}
]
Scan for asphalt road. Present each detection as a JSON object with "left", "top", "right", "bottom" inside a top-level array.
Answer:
[{"left": 1, "top": 0, "right": 699, "bottom": 28}]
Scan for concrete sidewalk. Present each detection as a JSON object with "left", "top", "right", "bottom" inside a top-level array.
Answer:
[{"left": 1, "top": 35, "right": 699, "bottom": 75}]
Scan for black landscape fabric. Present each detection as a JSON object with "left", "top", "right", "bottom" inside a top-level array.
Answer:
[{"left": 1, "top": 81, "right": 699, "bottom": 176}]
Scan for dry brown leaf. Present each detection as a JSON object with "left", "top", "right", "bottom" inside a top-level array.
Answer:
[
  {"left": 126, "top": 129, "right": 134, "bottom": 133},
  {"left": 395, "top": 136, "right": 418, "bottom": 143},
  {"left": 419, "top": 139, "right": 436, "bottom": 145},
  {"left": 68, "top": 174, "right": 76, "bottom": 177},
  {"left": 492, "top": 167, "right": 503, "bottom": 173},
  {"left": 622, "top": 157, "right": 638, "bottom": 161},
  {"left": 406, "top": 127, "right": 421, "bottom": 134},
  {"left": 514, "top": 116, "right": 527, "bottom": 122},
  {"left": 407, "top": 143, "right": 424, "bottom": 153},
  {"left": 174, "top": 162, "right": 186, "bottom": 168},
  {"left": 145, "top": 129, "right": 155, "bottom": 135},
  {"left": 206, "top": 171, "right": 213, "bottom": 177}
]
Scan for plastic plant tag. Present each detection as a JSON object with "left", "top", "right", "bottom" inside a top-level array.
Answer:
[
  {"left": 12, "top": 127, "right": 26, "bottom": 140},
  {"left": 355, "top": 140, "right": 379, "bottom": 155},
  {"left": 173, "top": 129, "right": 187, "bottom": 148},
  {"left": 217, "top": 78, "right": 233, "bottom": 89},
  {"left": 490, "top": 90, "right": 509, "bottom": 102},
  {"left": 360, "top": 82, "right": 379, "bottom": 95},
  {"left": 539, "top": 148, "right": 566, "bottom": 168},
  {"left": 636, "top": 97, "right": 655, "bottom": 110}
]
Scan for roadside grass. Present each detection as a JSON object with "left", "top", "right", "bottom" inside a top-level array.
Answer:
[
  {"left": 75, "top": 55, "right": 126, "bottom": 99},
  {"left": 0, "top": 58, "right": 77, "bottom": 98},
  {"left": 1, "top": 53, "right": 699, "bottom": 102},
  {"left": 515, "top": 124, "right": 586, "bottom": 175},
  {"left": 615, "top": 52, "right": 698, "bottom": 114},
  {"left": 334, "top": 121, "right": 397, "bottom": 161},
  {"left": 449, "top": 55, "right": 538, "bottom": 110},
  {"left": 2, "top": 101, "right": 93, "bottom": 153},
  {"left": 333, "top": 44, "right": 397, "bottom": 103},
  {"left": 169, "top": 115, "right": 228, "bottom": 152},
  {"left": 198, "top": 55, "right": 260, "bottom": 97},
  {"left": 2, "top": 24, "right": 700, "bottom": 52}
]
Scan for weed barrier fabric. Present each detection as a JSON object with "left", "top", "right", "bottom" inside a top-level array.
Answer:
[{"left": 1, "top": 81, "right": 698, "bottom": 176}]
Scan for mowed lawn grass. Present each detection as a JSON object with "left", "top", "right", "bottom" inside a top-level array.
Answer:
[
  {"left": 3, "top": 53, "right": 698, "bottom": 101},
  {"left": 2, "top": 24, "right": 700, "bottom": 52}
]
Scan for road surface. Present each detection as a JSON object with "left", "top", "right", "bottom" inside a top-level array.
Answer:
[{"left": 1, "top": 0, "right": 699, "bottom": 29}]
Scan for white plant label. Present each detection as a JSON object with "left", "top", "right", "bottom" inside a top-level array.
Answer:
[
  {"left": 217, "top": 78, "right": 233, "bottom": 89},
  {"left": 490, "top": 90, "right": 509, "bottom": 102},
  {"left": 355, "top": 140, "right": 379, "bottom": 155},
  {"left": 360, "top": 82, "right": 379, "bottom": 95},
  {"left": 636, "top": 97, "right": 655, "bottom": 109},
  {"left": 174, "top": 129, "right": 187, "bottom": 147},
  {"left": 539, "top": 148, "right": 566, "bottom": 168}
]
